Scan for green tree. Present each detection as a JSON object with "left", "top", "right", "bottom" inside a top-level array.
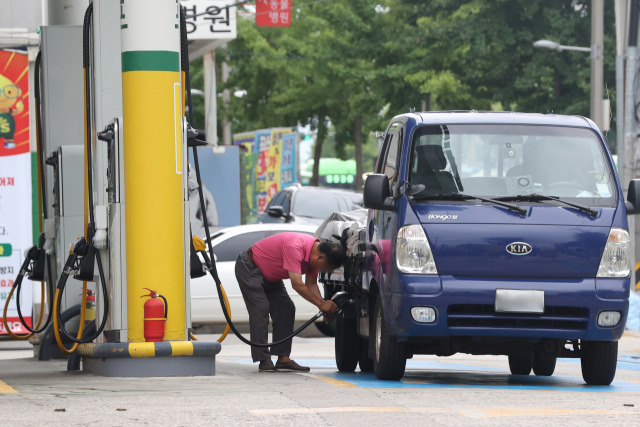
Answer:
[
  {"left": 220, "top": 1, "right": 391, "bottom": 187},
  {"left": 381, "top": 0, "right": 617, "bottom": 131}
]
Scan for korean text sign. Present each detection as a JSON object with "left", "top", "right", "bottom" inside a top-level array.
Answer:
[{"left": 256, "top": 0, "right": 291, "bottom": 27}]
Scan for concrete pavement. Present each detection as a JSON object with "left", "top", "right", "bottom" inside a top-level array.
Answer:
[{"left": 1, "top": 330, "right": 639, "bottom": 426}]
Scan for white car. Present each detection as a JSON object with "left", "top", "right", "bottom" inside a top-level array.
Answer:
[{"left": 190, "top": 223, "right": 320, "bottom": 324}]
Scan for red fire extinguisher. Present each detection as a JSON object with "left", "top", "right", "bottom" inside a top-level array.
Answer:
[{"left": 141, "top": 288, "right": 168, "bottom": 342}]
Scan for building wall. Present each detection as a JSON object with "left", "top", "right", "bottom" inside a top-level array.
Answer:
[{"left": 0, "top": 0, "right": 43, "bottom": 32}]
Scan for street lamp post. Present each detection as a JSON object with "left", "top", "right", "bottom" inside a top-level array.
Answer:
[{"left": 532, "top": 0, "right": 604, "bottom": 130}]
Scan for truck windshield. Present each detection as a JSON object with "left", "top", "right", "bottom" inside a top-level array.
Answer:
[{"left": 409, "top": 124, "right": 616, "bottom": 207}]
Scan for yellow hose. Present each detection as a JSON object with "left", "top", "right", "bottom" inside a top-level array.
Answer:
[
  {"left": 2, "top": 281, "right": 46, "bottom": 340},
  {"left": 188, "top": 283, "right": 231, "bottom": 343},
  {"left": 217, "top": 283, "right": 231, "bottom": 343},
  {"left": 52, "top": 284, "right": 88, "bottom": 354},
  {"left": 190, "top": 237, "right": 231, "bottom": 343}
]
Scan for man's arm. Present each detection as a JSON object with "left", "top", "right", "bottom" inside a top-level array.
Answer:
[
  {"left": 305, "top": 273, "right": 324, "bottom": 302},
  {"left": 289, "top": 271, "right": 337, "bottom": 316}
]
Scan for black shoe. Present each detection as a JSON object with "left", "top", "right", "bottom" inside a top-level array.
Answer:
[
  {"left": 258, "top": 359, "right": 276, "bottom": 372},
  {"left": 275, "top": 360, "right": 310, "bottom": 372}
]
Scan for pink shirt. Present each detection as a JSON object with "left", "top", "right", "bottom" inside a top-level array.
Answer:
[{"left": 251, "top": 232, "right": 319, "bottom": 283}]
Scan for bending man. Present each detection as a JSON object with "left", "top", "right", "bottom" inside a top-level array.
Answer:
[{"left": 235, "top": 232, "right": 345, "bottom": 373}]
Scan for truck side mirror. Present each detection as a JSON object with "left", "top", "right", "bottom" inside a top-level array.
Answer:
[
  {"left": 626, "top": 179, "right": 640, "bottom": 215},
  {"left": 267, "top": 206, "right": 285, "bottom": 218},
  {"left": 364, "top": 174, "right": 395, "bottom": 211}
]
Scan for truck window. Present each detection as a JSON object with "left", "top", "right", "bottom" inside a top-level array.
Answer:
[
  {"left": 382, "top": 124, "right": 403, "bottom": 196},
  {"left": 410, "top": 124, "right": 616, "bottom": 207}
]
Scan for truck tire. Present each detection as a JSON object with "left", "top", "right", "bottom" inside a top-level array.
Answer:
[
  {"left": 508, "top": 354, "right": 533, "bottom": 375},
  {"left": 359, "top": 339, "right": 374, "bottom": 372},
  {"left": 315, "top": 319, "right": 336, "bottom": 337},
  {"left": 581, "top": 340, "right": 617, "bottom": 385},
  {"left": 335, "top": 312, "right": 360, "bottom": 372},
  {"left": 373, "top": 295, "right": 406, "bottom": 380},
  {"left": 532, "top": 353, "right": 556, "bottom": 376}
]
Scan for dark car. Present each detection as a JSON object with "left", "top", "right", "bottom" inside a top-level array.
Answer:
[{"left": 258, "top": 184, "right": 363, "bottom": 225}]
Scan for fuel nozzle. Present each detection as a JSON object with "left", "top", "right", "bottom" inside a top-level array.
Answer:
[
  {"left": 331, "top": 291, "right": 351, "bottom": 316},
  {"left": 190, "top": 235, "right": 208, "bottom": 279},
  {"left": 71, "top": 235, "right": 96, "bottom": 282},
  {"left": 26, "top": 233, "right": 47, "bottom": 281},
  {"left": 70, "top": 237, "right": 88, "bottom": 256}
]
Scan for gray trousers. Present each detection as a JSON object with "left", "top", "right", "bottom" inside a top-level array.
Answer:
[{"left": 235, "top": 250, "right": 296, "bottom": 362}]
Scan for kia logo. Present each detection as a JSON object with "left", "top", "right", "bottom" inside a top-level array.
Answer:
[{"left": 506, "top": 242, "right": 532, "bottom": 255}]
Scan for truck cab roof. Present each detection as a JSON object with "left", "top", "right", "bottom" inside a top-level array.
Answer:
[{"left": 395, "top": 111, "right": 596, "bottom": 130}]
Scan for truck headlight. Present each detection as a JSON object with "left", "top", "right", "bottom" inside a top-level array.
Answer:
[
  {"left": 596, "top": 228, "right": 631, "bottom": 278},
  {"left": 396, "top": 224, "right": 437, "bottom": 274}
]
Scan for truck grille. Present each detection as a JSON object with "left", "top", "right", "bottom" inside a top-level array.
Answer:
[{"left": 447, "top": 304, "right": 589, "bottom": 330}]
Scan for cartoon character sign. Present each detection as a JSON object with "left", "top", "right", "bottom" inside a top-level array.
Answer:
[
  {"left": 0, "top": 73, "right": 24, "bottom": 149},
  {"left": 0, "top": 51, "right": 29, "bottom": 156}
]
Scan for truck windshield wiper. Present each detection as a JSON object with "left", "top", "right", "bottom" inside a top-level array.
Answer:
[
  {"left": 495, "top": 194, "right": 598, "bottom": 218},
  {"left": 414, "top": 192, "right": 527, "bottom": 216}
]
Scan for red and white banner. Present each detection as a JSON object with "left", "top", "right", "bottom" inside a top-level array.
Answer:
[
  {"left": 256, "top": 0, "right": 291, "bottom": 27},
  {"left": 0, "top": 50, "right": 33, "bottom": 335}
]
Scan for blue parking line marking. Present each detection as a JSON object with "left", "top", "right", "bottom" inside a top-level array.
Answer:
[
  {"left": 618, "top": 354, "right": 640, "bottom": 371},
  {"left": 227, "top": 356, "right": 640, "bottom": 392},
  {"left": 321, "top": 371, "right": 640, "bottom": 392}
]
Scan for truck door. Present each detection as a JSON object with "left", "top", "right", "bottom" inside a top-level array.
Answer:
[{"left": 371, "top": 123, "right": 403, "bottom": 284}]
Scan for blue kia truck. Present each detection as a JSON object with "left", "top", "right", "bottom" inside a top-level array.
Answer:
[{"left": 324, "top": 111, "right": 640, "bottom": 385}]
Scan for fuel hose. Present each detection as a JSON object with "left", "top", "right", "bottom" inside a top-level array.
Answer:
[{"left": 2, "top": 251, "right": 47, "bottom": 339}]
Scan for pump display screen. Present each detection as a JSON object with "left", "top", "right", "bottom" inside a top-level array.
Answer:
[{"left": 409, "top": 124, "right": 616, "bottom": 207}]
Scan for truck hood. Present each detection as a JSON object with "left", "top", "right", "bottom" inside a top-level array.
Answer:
[{"left": 411, "top": 203, "right": 615, "bottom": 278}]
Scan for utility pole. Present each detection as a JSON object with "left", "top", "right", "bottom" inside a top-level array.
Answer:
[
  {"left": 221, "top": 60, "right": 232, "bottom": 145},
  {"left": 615, "top": 0, "right": 627, "bottom": 182},
  {"left": 203, "top": 50, "right": 218, "bottom": 146},
  {"left": 590, "top": 0, "right": 604, "bottom": 130}
]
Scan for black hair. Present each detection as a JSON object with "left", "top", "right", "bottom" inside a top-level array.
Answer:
[{"left": 318, "top": 241, "right": 346, "bottom": 269}]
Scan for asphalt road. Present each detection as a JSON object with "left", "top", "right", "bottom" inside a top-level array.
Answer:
[{"left": 1, "top": 331, "right": 639, "bottom": 426}]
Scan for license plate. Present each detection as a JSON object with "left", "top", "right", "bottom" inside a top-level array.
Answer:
[{"left": 495, "top": 289, "right": 544, "bottom": 314}]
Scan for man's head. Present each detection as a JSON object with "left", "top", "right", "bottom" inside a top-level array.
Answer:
[{"left": 310, "top": 241, "right": 346, "bottom": 272}]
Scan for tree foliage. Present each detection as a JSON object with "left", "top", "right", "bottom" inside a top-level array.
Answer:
[{"left": 192, "top": 0, "right": 619, "bottom": 182}]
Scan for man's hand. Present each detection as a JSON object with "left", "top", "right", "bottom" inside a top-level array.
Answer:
[
  {"left": 289, "top": 271, "right": 337, "bottom": 318},
  {"left": 319, "top": 300, "right": 337, "bottom": 318}
]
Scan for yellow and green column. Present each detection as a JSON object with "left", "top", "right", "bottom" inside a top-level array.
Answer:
[{"left": 120, "top": 0, "right": 185, "bottom": 342}]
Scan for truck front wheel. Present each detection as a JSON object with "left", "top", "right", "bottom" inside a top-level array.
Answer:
[
  {"left": 581, "top": 340, "right": 617, "bottom": 385},
  {"left": 373, "top": 295, "right": 406, "bottom": 380},
  {"left": 508, "top": 354, "right": 533, "bottom": 375},
  {"left": 335, "top": 312, "right": 360, "bottom": 372}
]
